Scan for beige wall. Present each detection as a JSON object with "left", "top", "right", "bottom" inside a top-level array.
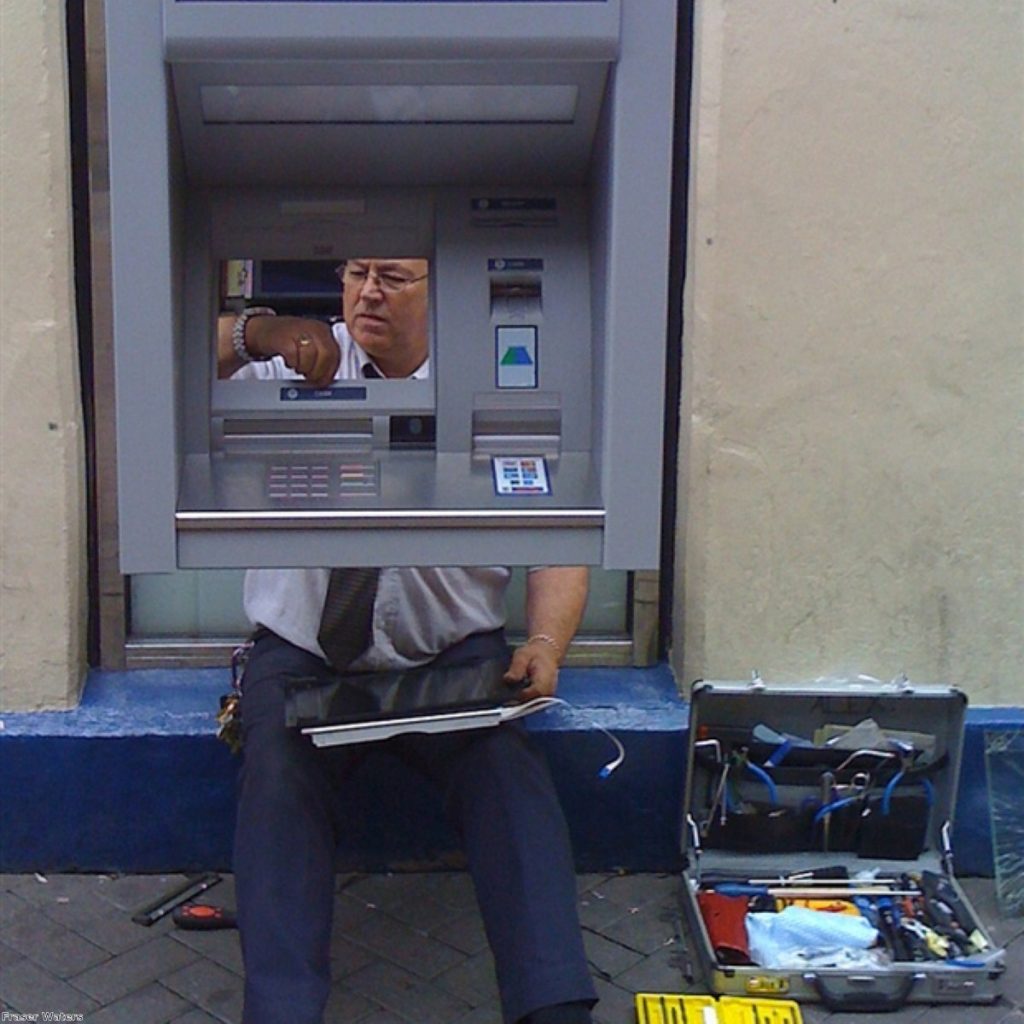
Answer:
[
  {"left": 675, "top": 1, "right": 1023, "bottom": 703},
  {"left": 0, "top": 0, "right": 1020, "bottom": 709},
  {"left": 0, "top": 0, "right": 88, "bottom": 709}
]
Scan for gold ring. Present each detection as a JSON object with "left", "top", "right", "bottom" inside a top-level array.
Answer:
[{"left": 298, "top": 335, "right": 312, "bottom": 347}]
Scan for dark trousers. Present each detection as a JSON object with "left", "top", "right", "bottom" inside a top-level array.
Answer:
[{"left": 233, "top": 629, "right": 596, "bottom": 1024}]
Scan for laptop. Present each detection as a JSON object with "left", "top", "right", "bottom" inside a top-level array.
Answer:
[{"left": 283, "top": 656, "right": 549, "bottom": 747}]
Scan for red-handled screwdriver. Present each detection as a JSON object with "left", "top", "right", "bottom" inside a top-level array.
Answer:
[{"left": 172, "top": 903, "right": 238, "bottom": 930}]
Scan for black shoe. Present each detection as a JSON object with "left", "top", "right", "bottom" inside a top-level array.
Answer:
[{"left": 520, "top": 1001, "right": 594, "bottom": 1024}]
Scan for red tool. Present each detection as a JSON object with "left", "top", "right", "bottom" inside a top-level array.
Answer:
[{"left": 172, "top": 903, "right": 238, "bottom": 930}]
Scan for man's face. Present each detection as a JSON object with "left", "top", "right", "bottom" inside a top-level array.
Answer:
[{"left": 341, "top": 258, "right": 429, "bottom": 377}]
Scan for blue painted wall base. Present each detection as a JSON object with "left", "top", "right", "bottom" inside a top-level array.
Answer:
[{"left": 0, "top": 668, "right": 1017, "bottom": 876}]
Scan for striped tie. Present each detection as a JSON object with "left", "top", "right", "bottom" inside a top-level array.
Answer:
[{"left": 317, "top": 568, "right": 380, "bottom": 671}]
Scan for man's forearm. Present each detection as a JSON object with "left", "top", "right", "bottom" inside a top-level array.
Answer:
[
  {"left": 524, "top": 566, "right": 590, "bottom": 661},
  {"left": 505, "top": 566, "right": 588, "bottom": 698}
]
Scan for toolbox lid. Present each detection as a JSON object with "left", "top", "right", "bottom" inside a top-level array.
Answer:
[{"left": 683, "top": 676, "right": 968, "bottom": 878}]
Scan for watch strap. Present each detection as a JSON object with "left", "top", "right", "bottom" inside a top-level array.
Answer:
[{"left": 232, "top": 306, "right": 277, "bottom": 364}]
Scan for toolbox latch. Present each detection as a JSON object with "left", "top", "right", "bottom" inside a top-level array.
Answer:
[{"left": 892, "top": 671, "right": 915, "bottom": 694}]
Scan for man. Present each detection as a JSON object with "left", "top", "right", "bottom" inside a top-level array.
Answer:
[{"left": 219, "top": 259, "right": 598, "bottom": 1024}]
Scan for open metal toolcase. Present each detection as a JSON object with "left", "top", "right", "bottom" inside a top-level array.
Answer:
[{"left": 680, "top": 677, "right": 1005, "bottom": 1011}]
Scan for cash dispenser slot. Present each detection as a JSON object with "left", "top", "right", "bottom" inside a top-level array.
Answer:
[
  {"left": 214, "top": 416, "right": 377, "bottom": 451},
  {"left": 214, "top": 414, "right": 435, "bottom": 453},
  {"left": 490, "top": 277, "right": 542, "bottom": 319},
  {"left": 472, "top": 395, "right": 561, "bottom": 456}
]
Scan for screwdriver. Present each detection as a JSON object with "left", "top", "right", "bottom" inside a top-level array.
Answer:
[{"left": 172, "top": 903, "right": 238, "bottom": 930}]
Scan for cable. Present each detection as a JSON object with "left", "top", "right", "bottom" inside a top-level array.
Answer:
[
  {"left": 505, "top": 697, "right": 626, "bottom": 779},
  {"left": 881, "top": 772, "right": 934, "bottom": 815},
  {"left": 742, "top": 758, "right": 780, "bottom": 805},
  {"left": 812, "top": 795, "right": 862, "bottom": 827}
]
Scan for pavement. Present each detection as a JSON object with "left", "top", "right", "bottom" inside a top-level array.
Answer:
[{"left": 0, "top": 870, "right": 1022, "bottom": 1024}]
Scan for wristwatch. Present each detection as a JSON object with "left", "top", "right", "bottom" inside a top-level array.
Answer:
[{"left": 232, "top": 306, "right": 277, "bottom": 364}]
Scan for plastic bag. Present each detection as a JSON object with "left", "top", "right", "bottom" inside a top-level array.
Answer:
[{"left": 746, "top": 906, "right": 878, "bottom": 969}]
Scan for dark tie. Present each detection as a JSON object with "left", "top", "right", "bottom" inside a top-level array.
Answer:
[
  {"left": 362, "top": 362, "right": 382, "bottom": 379},
  {"left": 316, "top": 362, "right": 383, "bottom": 669},
  {"left": 317, "top": 568, "right": 380, "bottom": 670}
]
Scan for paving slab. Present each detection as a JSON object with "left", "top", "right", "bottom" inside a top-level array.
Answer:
[
  {"left": 70, "top": 933, "right": 199, "bottom": 1003},
  {"left": 0, "top": 956, "right": 101, "bottom": 1016},
  {"left": 0, "top": 872, "right": 1019, "bottom": 1023},
  {"left": 84, "top": 980, "right": 191, "bottom": 1024}
]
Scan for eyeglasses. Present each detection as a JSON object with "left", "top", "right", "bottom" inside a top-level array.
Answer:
[{"left": 337, "top": 263, "right": 429, "bottom": 294}]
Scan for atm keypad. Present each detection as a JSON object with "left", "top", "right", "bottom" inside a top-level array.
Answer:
[{"left": 267, "top": 460, "right": 378, "bottom": 500}]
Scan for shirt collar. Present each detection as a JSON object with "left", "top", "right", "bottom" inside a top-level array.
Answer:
[{"left": 356, "top": 347, "right": 430, "bottom": 380}]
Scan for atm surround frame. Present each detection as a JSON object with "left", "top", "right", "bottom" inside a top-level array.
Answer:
[
  {"left": 86, "top": 0, "right": 679, "bottom": 663},
  {"left": 105, "top": 0, "right": 676, "bottom": 573},
  {"left": 81, "top": 0, "right": 656, "bottom": 667}
]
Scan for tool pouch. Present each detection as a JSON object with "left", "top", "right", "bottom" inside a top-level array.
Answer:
[
  {"left": 858, "top": 793, "right": 930, "bottom": 859},
  {"left": 811, "top": 799, "right": 865, "bottom": 853},
  {"left": 705, "top": 803, "right": 812, "bottom": 853}
]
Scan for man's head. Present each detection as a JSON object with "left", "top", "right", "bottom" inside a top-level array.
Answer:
[{"left": 340, "top": 258, "right": 429, "bottom": 378}]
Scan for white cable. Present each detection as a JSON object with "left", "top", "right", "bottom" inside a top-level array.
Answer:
[{"left": 506, "top": 697, "right": 625, "bottom": 778}]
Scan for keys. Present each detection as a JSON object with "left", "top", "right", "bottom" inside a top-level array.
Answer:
[
  {"left": 216, "top": 639, "right": 253, "bottom": 755},
  {"left": 216, "top": 692, "right": 242, "bottom": 754}
]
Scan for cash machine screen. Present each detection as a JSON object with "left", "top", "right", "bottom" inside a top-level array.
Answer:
[{"left": 217, "top": 256, "right": 432, "bottom": 382}]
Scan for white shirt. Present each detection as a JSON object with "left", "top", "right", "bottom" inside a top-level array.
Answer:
[
  {"left": 234, "top": 322, "right": 509, "bottom": 669},
  {"left": 234, "top": 320, "right": 430, "bottom": 383}
]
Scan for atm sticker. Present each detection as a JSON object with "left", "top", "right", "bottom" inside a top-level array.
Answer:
[
  {"left": 492, "top": 456, "right": 551, "bottom": 497},
  {"left": 280, "top": 385, "right": 367, "bottom": 402},
  {"left": 473, "top": 198, "right": 556, "bottom": 213},
  {"left": 495, "top": 326, "right": 538, "bottom": 389},
  {"left": 488, "top": 258, "right": 544, "bottom": 272}
]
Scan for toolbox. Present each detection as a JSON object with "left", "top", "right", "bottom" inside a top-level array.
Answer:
[{"left": 679, "top": 676, "right": 1006, "bottom": 1011}]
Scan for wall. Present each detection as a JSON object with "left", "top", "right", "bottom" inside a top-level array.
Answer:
[
  {"left": 1, "top": 0, "right": 1021, "bottom": 712},
  {"left": 675, "top": 0, "right": 1023, "bottom": 702},
  {"left": 0, "top": 0, "right": 87, "bottom": 708}
]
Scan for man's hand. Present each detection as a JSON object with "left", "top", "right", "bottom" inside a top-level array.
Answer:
[
  {"left": 504, "top": 566, "right": 589, "bottom": 701},
  {"left": 217, "top": 313, "right": 341, "bottom": 386},
  {"left": 246, "top": 316, "right": 340, "bottom": 387},
  {"left": 505, "top": 638, "right": 561, "bottom": 701}
]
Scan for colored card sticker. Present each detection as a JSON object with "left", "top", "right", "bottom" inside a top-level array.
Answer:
[{"left": 492, "top": 456, "right": 551, "bottom": 496}]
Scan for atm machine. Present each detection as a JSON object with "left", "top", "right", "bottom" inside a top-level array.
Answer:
[{"left": 106, "top": 0, "right": 680, "bottom": 572}]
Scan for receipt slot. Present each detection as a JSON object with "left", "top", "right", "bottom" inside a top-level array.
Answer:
[{"left": 105, "top": 1, "right": 680, "bottom": 571}]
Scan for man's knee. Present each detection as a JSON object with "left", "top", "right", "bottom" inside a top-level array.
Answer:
[{"left": 458, "top": 723, "right": 541, "bottom": 773}]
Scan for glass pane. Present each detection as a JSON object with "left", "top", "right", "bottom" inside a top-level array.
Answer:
[
  {"left": 130, "top": 567, "right": 629, "bottom": 638},
  {"left": 130, "top": 569, "right": 248, "bottom": 636},
  {"left": 985, "top": 729, "right": 1024, "bottom": 917},
  {"left": 503, "top": 568, "right": 628, "bottom": 634}
]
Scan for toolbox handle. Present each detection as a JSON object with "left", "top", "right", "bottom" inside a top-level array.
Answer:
[{"left": 807, "top": 971, "right": 918, "bottom": 1012}]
